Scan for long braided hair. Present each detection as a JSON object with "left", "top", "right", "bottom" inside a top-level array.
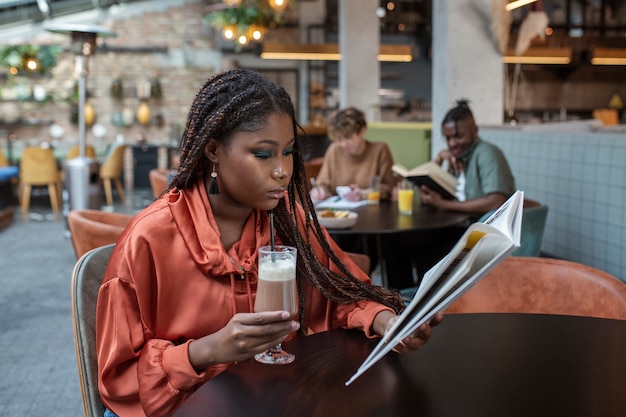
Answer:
[{"left": 169, "top": 69, "right": 405, "bottom": 320}]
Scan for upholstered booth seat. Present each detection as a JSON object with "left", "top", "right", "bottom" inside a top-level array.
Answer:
[
  {"left": 445, "top": 257, "right": 626, "bottom": 320},
  {"left": 67, "top": 209, "right": 133, "bottom": 259},
  {"left": 0, "top": 166, "right": 19, "bottom": 231}
]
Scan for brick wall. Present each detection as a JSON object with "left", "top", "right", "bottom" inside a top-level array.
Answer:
[{"left": 2, "top": 1, "right": 220, "bottom": 154}]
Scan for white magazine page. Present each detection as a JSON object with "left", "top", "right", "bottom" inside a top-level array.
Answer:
[
  {"left": 346, "top": 235, "right": 513, "bottom": 386},
  {"left": 346, "top": 191, "right": 525, "bottom": 386},
  {"left": 348, "top": 234, "right": 497, "bottom": 381},
  {"left": 482, "top": 190, "right": 524, "bottom": 243}
]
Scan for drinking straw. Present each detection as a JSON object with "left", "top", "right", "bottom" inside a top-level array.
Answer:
[{"left": 269, "top": 212, "right": 276, "bottom": 261}]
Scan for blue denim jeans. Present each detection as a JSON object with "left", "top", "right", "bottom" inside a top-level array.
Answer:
[{"left": 104, "top": 409, "right": 119, "bottom": 417}]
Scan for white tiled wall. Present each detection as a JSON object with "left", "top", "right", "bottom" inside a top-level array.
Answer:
[{"left": 480, "top": 126, "right": 626, "bottom": 282}]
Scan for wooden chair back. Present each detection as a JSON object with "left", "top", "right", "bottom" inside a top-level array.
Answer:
[{"left": 445, "top": 257, "right": 626, "bottom": 320}]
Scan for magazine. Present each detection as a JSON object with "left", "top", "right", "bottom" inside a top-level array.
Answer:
[{"left": 345, "top": 190, "right": 525, "bottom": 385}]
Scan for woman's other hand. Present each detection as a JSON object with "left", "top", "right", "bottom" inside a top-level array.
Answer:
[{"left": 374, "top": 310, "right": 443, "bottom": 353}]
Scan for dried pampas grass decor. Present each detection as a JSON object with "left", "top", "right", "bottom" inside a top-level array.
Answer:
[{"left": 515, "top": 10, "right": 549, "bottom": 56}]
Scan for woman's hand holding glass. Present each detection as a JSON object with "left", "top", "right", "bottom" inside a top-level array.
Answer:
[{"left": 187, "top": 311, "right": 299, "bottom": 373}]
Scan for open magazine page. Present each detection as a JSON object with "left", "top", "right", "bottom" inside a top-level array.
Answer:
[
  {"left": 345, "top": 191, "right": 524, "bottom": 386},
  {"left": 346, "top": 227, "right": 507, "bottom": 385},
  {"left": 481, "top": 191, "right": 524, "bottom": 244}
]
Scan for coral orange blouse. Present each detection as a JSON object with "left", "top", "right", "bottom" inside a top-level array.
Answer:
[{"left": 96, "top": 180, "right": 391, "bottom": 417}]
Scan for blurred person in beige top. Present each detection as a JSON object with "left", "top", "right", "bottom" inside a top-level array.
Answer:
[{"left": 310, "top": 107, "right": 396, "bottom": 202}]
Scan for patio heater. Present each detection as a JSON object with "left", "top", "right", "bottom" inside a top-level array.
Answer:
[{"left": 45, "top": 23, "right": 116, "bottom": 211}]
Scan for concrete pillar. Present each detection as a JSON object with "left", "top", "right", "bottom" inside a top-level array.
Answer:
[
  {"left": 298, "top": 0, "right": 327, "bottom": 124},
  {"left": 432, "top": 0, "right": 504, "bottom": 157},
  {"left": 339, "top": 0, "right": 380, "bottom": 121}
]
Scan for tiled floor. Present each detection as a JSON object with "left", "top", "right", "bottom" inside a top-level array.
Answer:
[{"left": 0, "top": 188, "right": 153, "bottom": 417}]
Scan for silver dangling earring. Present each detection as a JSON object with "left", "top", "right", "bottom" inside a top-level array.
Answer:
[{"left": 209, "top": 165, "right": 219, "bottom": 194}]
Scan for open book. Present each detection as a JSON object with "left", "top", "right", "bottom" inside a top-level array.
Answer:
[
  {"left": 345, "top": 190, "right": 525, "bottom": 386},
  {"left": 392, "top": 161, "right": 458, "bottom": 200}
]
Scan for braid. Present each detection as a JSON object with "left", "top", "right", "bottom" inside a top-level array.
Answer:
[
  {"left": 273, "top": 132, "right": 405, "bottom": 316},
  {"left": 171, "top": 69, "right": 405, "bottom": 327}
]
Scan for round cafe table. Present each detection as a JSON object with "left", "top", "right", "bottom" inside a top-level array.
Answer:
[
  {"left": 326, "top": 201, "right": 469, "bottom": 287},
  {"left": 173, "top": 313, "right": 626, "bottom": 417}
]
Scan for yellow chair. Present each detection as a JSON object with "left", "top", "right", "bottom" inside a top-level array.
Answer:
[
  {"left": 19, "top": 147, "right": 61, "bottom": 215},
  {"left": 0, "top": 149, "right": 9, "bottom": 167},
  {"left": 99, "top": 144, "right": 127, "bottom": 206},
  {"left": 66, "top": 145, "right": 96, "bottom": 160}
]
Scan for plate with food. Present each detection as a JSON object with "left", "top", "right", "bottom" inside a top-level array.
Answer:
[{"left": 316, "top": 209, "right": 358, "bottom": 229}]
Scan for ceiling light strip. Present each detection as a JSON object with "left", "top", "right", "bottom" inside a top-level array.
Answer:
[
  {"left": 591, "top": 48, "right": 626, "bottom": 65},
  {"left": 260, "top": 43, "right": 412, "bottom": 62},
  {"left": 505, "top": 0, "right": 538, "bottom": 11}
]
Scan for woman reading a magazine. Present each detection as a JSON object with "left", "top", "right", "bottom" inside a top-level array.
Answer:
[
  {"left": 96, "top": 69, "right": 442, "bottom": 417},
  {"left": 420, "top": 100, "right": 516, "bottom": 218}
]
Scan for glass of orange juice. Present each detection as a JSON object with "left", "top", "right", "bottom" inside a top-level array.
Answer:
[
  {"left": 397, "top": 180, "right": 414, "bottom": 215},
  {"left": 367, "top": 175, "right": 381, "bottom": 205}
]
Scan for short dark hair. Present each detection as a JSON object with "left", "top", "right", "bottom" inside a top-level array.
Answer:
[{"left": 441, "top": 99, "right": 474, "bottom": 127}]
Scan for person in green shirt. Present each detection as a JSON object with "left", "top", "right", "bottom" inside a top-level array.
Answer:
[{"left": 420, "top": 99, "right": 516, "bottom": 219}]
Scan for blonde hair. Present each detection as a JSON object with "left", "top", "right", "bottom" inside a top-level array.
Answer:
[{"left": 327, "top": 107, "right": 367, "bottom": 142}]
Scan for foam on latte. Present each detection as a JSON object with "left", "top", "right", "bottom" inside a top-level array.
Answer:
[{"left": 258, "top": 258, "right": 296, "bottom": 281}]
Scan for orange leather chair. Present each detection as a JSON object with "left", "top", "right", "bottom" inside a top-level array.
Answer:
[
  {"left": 67, "top": 209, "right": 133, "bottom": 259},
  {"left": 149, "top": 168, "right": 169, "bottom": 199},
  {"left": 445, "top": 257, "right": 626, "bottom": 320}
]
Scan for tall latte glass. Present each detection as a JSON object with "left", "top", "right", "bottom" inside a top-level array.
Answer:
[{"left": 254, "top": 245, "right": 298, "bottom": 364}]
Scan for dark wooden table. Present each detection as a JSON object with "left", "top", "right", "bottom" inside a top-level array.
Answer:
[
  {"left": 327, "top": 201, "right": 469, "bottom": 287},
  {"left": 174, "top": 314, "right": 626, "bottom": 417}
]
